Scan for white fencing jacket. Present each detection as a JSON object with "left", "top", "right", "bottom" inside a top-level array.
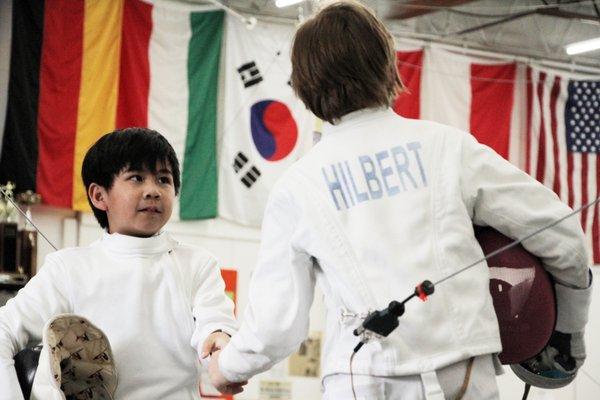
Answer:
[
  {"left": 219, "top": 108, "right": 590, "bottom": 384},
  {"left": 0, "top": 232, "right": 237, "bottom": 400}
]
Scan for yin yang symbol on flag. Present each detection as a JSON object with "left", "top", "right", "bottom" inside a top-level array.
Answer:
[{"left": 250, "top": 100, "right": 298, "bottom": 161}]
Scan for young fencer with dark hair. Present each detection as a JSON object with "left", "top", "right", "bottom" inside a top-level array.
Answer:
[
  {"left": 0, "top": 128, "right": 243, "bottom": 399},
  {"left": 207, "top": 2, "right": 592, "bottom": 399}
]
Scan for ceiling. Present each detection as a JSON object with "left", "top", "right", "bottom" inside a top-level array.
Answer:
[{"left": 212, "top": 0, "right": 600, "bottom": 71}]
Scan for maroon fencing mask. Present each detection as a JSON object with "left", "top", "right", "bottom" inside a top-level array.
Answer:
[{"left": 474, "top": 226, "right": 556, "bottom": 365}]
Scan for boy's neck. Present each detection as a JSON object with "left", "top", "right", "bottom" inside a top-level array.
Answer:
[
  {"left": 101, "top": 230, "right": 173, "bottom": 255},
  {"left": 106, "top": 229, "right": 163, "bottom": 238}
]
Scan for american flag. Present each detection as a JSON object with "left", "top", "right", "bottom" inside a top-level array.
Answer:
[{"left": 526, "top": 68, "right": 600, "bottom": 263}]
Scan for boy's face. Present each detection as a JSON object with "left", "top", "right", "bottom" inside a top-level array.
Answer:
[{"left": 89, "top": 162, "right": 175, "bottom": 237}]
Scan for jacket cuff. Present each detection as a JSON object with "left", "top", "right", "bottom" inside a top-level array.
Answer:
[
  {"left": 196, "top": 324, "right": 237, "bottom": 354},
  {"left": 218, "top": 342, "right": 254, "bottom": 383},
  {"left": 0, "top": 364, "right": 26, "bottom": 400},
  {"left": 555, "top": 270, "right": 593, "bottom": 333}
]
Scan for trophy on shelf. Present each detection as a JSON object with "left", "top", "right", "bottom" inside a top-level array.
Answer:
[
  {"left": 16, "top": 190, "right": 41, "bottom": 279},
  {"left": 0, "top": 182, "right": 21, "bottom": 281},
  {"left": 0, "top": 183, "right": 41, "bottom": 287}
]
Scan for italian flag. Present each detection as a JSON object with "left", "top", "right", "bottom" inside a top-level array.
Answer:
[{"left": 0, "top": 0, "right": 223, "bottom": 219}]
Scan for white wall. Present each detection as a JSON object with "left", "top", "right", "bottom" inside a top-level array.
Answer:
[{"left": 22, "top": 206, "right": 600, "bottom": 399}]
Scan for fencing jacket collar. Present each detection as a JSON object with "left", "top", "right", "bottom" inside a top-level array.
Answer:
[
  {"left": 325, "top": 107, "right": 393, "bottom": 135},
  {"left": 100, "top": 231, "right": 174, "bottom": 256}
]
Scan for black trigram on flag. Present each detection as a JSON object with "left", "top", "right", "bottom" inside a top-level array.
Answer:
[
  {"left": 237, "top": 61, "right": 263, "bottom": 88},
  {"left": 233, "top": 151, "right": 248, "bottom": 173},
  {"left": 241, "top": 166, "right": 261, "bottom": 188},
  {"left": 233, "top": 152, "right": 261, "bottom": 188}
]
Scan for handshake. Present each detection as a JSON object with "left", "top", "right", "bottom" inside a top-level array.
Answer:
[{"left": 201, "top": 331, "right": 248, "bottom": 395}]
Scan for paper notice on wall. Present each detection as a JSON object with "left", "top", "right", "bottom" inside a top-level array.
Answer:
[
  {"left": 220, "top": 268, "right": 237, "bottom": 313},
  {"left": 288, "top": 331, "right": 321, "bottom": 378},
  {"left": 259, "top": 380, "right": 292, "bottom": 400}
]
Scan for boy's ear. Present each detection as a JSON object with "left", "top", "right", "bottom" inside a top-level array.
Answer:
[{"left": 88, "top": 183, "right": 108, "bottom": 211}]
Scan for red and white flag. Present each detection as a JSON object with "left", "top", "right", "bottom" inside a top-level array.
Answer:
[
  {"left": 393, "top": 48, "right": 423, "bottom": 120},
  {"left": 394, "top": 47, "right": 527, "bottom": 165}
]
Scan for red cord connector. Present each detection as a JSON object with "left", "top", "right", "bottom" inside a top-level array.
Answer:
[{"left": 415, "top": 280, "right": 435, "bottom": 301}]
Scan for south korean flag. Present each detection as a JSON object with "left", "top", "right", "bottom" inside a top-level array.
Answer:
[{"left": 218, "top": 16, "right": 314, "bottom": 227}]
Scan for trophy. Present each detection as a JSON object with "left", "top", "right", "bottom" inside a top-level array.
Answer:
[
  {"left": 0, "top": 182, "right": 19, "bottom": 274},
  {"left": 16, "top": 190, "right": 41, "bottom": 278}
]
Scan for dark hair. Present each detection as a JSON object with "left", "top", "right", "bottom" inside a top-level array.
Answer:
[
  {"left": 290, "top": 1, "right": 403, "bottom": 124},
  {"left": 81, "top": 127, "right": 181, "bottom": 229}
]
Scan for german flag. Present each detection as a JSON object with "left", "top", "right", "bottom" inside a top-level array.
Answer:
[{"left": 1, "top": 0, "right": 223, "bottom": 219}]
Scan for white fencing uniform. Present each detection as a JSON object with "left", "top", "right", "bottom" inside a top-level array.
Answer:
[
  {"left": 322, "top": 354, "right": 499, "bottom": 400},
  {"left": 218, "top": 107, "right": 590, "bottom": 398},
  {"left": 0, "top": 232, "right": 237, "bottom": 400}
]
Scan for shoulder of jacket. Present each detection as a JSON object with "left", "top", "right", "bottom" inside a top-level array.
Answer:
[
  {"left": 171, "top": 240, "right": 217, "bottom": 264},
  {"left": 50, "top": 244, "right": 98, "bottom": 260},
  {"left": 41, "top": 245, "right": 99, "bottom": 275},
  {"left": 415, "top": 119, "right": 469, "bottom": 138}
]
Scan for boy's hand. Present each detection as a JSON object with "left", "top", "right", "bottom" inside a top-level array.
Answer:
[
  {"left": 200, "top": 330, "right": 231, "bottom": 359},
  {"left": 208, "top": 350, "right": 247, "bottom": 394}
]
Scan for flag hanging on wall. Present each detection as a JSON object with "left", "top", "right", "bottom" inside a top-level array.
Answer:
[
  {"left": 393, "top": 47, "right": 526, "bottom": 163},
  {"left": 418, "top": 47, "right": 525, "bottom": 162},
  {"left": 0, "top": 0, "right": 223, "bottom": 219},
  {"left": 393, "top": 48, "right": 423, "bottom": 120},
  {"left": 525, "top": 67, "right": 600, "bottom": 263},
  {"left": 218, "top": 16, "right": 314, "bottom": 226}
]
